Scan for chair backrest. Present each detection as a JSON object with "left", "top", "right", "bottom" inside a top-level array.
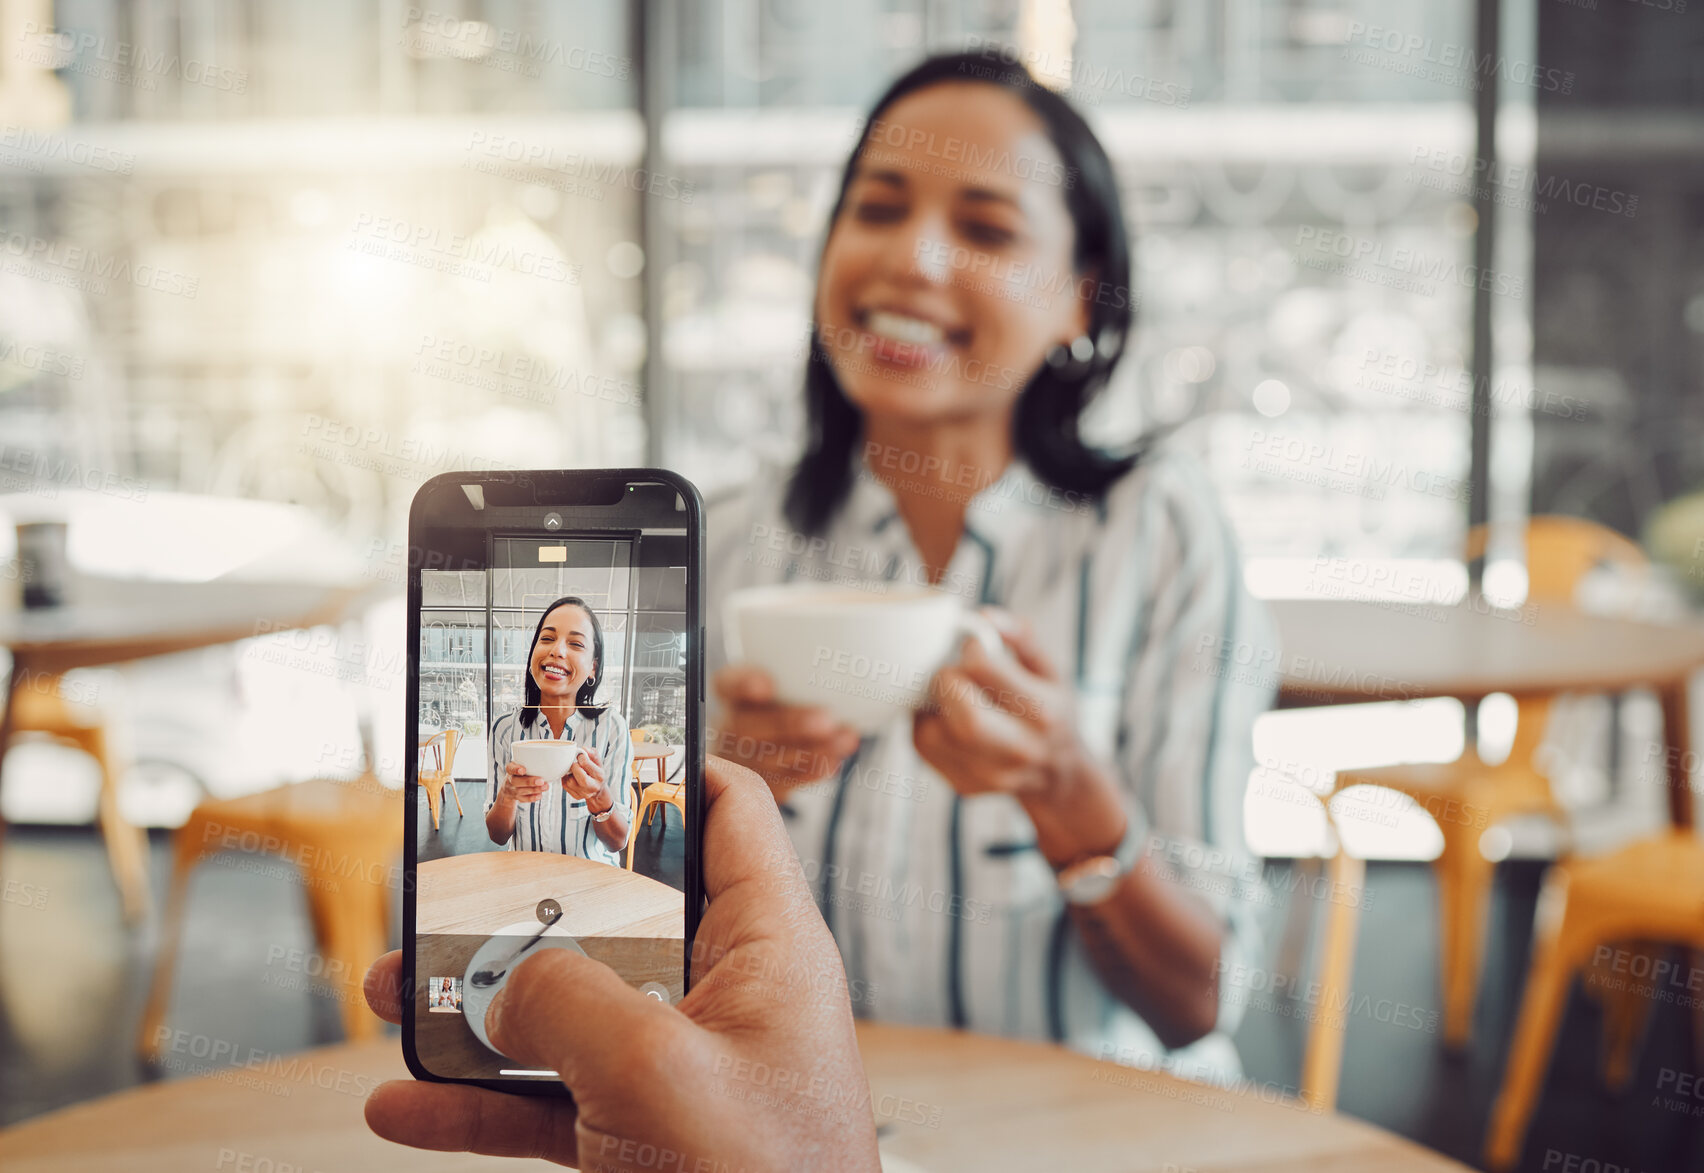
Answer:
[
  {"left": 1464, "top": 515, "right": 1648, "bottom": 605},
  {"left": 420, "top": 728, "right": 459, "bottom": 776},
  {"left": 1465, "top": 516, "right": 1648, "bottom": 767}
]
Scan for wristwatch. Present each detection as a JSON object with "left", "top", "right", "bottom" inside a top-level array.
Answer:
[
  {"left": 1055, "top": 809, "right": 1147, "bottom": 908},
  {"left": 590, "top": 786, "right": 615, "bottom": 823}
]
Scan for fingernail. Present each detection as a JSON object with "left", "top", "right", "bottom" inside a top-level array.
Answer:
[{"left": 802, "top": 711, "right": 834, "bottom": 737}]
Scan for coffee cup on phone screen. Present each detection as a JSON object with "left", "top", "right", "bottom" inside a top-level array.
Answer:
[
  {"left": 724, "top": 583, "right": 1005, "bottom": 733},
  {"left": 509, "top": 739, "right": 583, "bottom": 785}
]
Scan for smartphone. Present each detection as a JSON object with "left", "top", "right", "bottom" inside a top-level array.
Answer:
[{"left": 402, "top": 469, "right": 705, "bottom": 1094}]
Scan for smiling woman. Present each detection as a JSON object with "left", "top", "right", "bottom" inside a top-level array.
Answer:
[
  {"left": 484, "top": 595, "right": 632, "bottom": 863},
  {"left": 705, "top": 52, "right": 1279, "bottom": 1083}
]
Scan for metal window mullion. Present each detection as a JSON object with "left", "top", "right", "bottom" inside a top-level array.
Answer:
[
  {"left": 485, "top": 531, "right": 495, "bottom": 752},
  {"left": 624, "top": 536, "right": 641, "bottom": 719}
]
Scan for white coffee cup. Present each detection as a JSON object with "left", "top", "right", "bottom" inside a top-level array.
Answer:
[
  {"left": 724, "top": 583, "right": 1004, "bottom": 733},
  {"left": 509, "top": 739, "right": 583, "bottom": 784}
]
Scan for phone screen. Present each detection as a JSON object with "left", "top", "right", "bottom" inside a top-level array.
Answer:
[{"left": 404, "top": 472, "right": 703, "bottom": 1087}]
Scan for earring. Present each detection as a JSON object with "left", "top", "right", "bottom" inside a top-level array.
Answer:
[{"left": 1046, "top": 334, "right": 1096, "bottom": 369}]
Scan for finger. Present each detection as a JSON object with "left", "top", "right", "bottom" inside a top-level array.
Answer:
[
  {"left": 506, "top": 762, "right": 526, "bottom": 776},
  {"left": 697, "top": 755, "right": 822, "bottom": 917},
  {"left": 734, "top": 702, "right": 856, "bottom": 744},
  {"left": 719, "top": 708, "right": 857, "bottom": 764},
  {"left": 689, "top": 755, "right": 862, "bottom": 1056},
  {"left": 574, "top": 753, "right": 605, "bottom": 784},
  {"left": 364, "top": 950, "right": 404, "bottom": 1024},
  {"left": 957, "top": 639, "right": 1046, "bottom": 726},
  {"left": 981, "top": 608, "right": 1058, "bottom": 681},
  {"left": 913, "top": 714, "right": 996, "bottom": 795},
  {"left": 713, "top": 664, "right": 776, "bottom": 705},
  {"left": 365, "top": 1079, "right": 578, "bottom": 1159},
  {"left": 788, "top": 705, "right": 854, "bottom": 742},
  {"left": 932, "top": 669, "right": 1046, "bottom": 769},
  {"left": 488, "top": 948, "right": 680, "bottom": 1090},
  {"left": 915, "top": 715, "right": 1034, "bottom": 797}
]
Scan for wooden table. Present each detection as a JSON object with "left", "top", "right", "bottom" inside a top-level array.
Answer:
[
  {"left": 1270, "top": 598, "right": 1704, "bottom": 826},
  {"left": 417, "top": 851, "right": 684, "bottom": 939},
  {"left": 415, "top": 852, "right": 686, "bottom": 1078},
  {"left": 0, "top": 1022, "right": 1470, "bottom": 1172},
  {"left": 0, "top": 573, "right": 384, "bottom": 916},
  {"left": 0, "top": 576, "right": 376, "bottom": 677},
  {"left": 630, "top": 744, "right": 672, "bottom": 789}
]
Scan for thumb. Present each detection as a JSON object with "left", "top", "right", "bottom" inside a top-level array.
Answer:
[
  {"left": 981, "top": 607, "right": 1055, "bottom": 681},
  {"left": 486, "top": 947, "right": 681, "bottom": 1092}
]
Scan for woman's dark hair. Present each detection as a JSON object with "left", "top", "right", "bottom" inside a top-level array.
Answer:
[
  {"left": 520, "top": 596, "right": 604, "bottom": 731},
  {"left": 785, "top": 50, "right": 1143, "bottom": 535}
]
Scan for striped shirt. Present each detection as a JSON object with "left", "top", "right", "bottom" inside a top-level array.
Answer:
[
  {"left": 485, "top": 705, "right": 633, "bottom": 866},
  {"left": 705, "top": 444, "right": 1278, "bottom": 1082}
]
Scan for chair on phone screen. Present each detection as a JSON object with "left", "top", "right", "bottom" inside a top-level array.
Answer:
[
  {"left": 419, "top": 728, "right": 463, "bottom": 831},
  {"left": 624, "top": 730, "right": 646, "bottom": 869},
  {"left": 136, "top": 776, "right": 402, "bottom": 1061},
  {"left": 627, "top": 731, "right": 682, "bottom": 870}
]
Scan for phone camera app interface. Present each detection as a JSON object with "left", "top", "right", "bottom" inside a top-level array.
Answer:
[{"left": 414, "top": 528, "right": 689, "bottom": 1080}]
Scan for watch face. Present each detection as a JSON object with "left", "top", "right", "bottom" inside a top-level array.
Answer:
[
  {"left": 1072, "top": 870, "right": 1119, "bottom": 905},
  {"left": 1065, "top": 858, "right": 1120, "bottom": 905}
]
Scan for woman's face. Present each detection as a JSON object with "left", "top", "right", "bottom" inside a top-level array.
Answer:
[
  {"left": 815, "top": 82, "right": 1090, "bottom": 431},
  {"left": 530, "top": 603, "right": 597, "bottom": 706}
]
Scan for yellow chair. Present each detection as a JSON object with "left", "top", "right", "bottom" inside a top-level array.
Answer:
[
  {"left": 1256, "top": 768, "right": 1371, "bottom": 1112},
  {"left": 624, "top": 730, "right": 647, "bottom": 870},
  {"left": 2, "top": 670, "right": 150, "bottom": 921},
  {"left": 137, "top": 776, "right": 402, "bottom": 1060},
  {"left": 627, "top": 730, "right": 683, "bottom": 871},
  {"left": 1485, "top": 831, "right": 1704, "bottom": 1168},
  {"left": 1296, "top": 809, "right": 1368, "bottom": 1113},
  {"left": 418, "top": 728, "right": 463, "bottom": 831},
  {"left": 1329, "top": 516, "right": 1648, "bottom": 1048}
]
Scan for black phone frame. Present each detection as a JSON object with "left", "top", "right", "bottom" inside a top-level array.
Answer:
[{"left": 400, "top": 468, "right": 706, "bottom": 1097}]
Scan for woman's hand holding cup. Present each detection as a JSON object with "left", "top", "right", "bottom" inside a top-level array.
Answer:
[
  {"left": 711, "top": 664, "right": 860, "bottom": 803},
  {"left": 561, "top": 746, "right": 606, "bottom": 802},
  {"left": 500, "top": 761, "right": 552, "bottom": 805}
]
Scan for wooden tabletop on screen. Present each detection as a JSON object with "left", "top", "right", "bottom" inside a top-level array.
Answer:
[
  {"left": 1269, "top": 598, "right": 1704, "bottom": 705},
  {"left": 417, "top": 851, "right": 684, "bottom": 939},
  {"left": 0, "top": 1022, "right": 1471, "bottom": 1173}
]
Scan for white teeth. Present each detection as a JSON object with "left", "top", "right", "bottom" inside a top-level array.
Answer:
[{"left": 866, "top": 311, "right": 944, "bottom": 346}]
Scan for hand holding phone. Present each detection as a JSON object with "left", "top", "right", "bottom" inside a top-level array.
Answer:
[
  {"left": 406, "top": 470, "right": 705, "bottom": 1088},
  {"left": 367, "top": 757, "right": 880, "bottom": 1172}
]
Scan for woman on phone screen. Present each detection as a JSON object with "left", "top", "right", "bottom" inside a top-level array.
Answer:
[
  {"left": 486, "top": 595, "right": 631, "bottom": 864},
  {"left": 706, "top": 52, "right": 1279, "bottom": 1083}
]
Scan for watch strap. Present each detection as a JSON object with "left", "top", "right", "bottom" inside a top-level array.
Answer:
[{"left": 1057, "top": 804, "right": 1148, "bottom": 904}]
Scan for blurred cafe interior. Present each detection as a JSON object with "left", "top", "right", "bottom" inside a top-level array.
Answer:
[{"left": 2, "top": 1, "right": 1704, "bottom": 1171}]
